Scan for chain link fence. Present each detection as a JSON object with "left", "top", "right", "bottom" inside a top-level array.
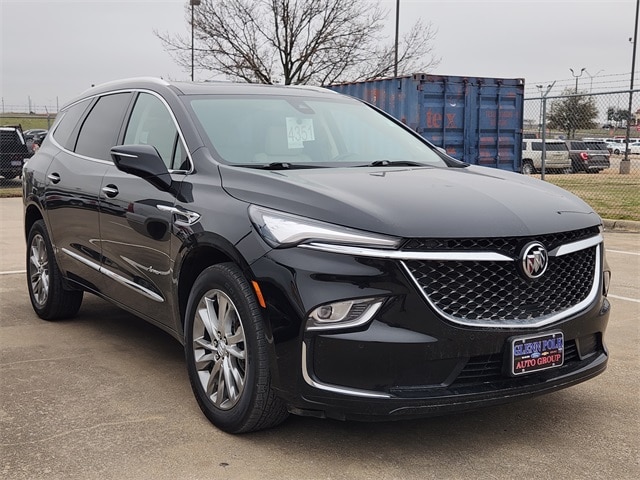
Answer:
[{"left": 523, "top": 89, "right": 640, "bottom": 222}]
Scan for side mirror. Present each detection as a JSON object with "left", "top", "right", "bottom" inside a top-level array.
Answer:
[{"left": 110, "top": 144, "right": 173, "bottom": 192}]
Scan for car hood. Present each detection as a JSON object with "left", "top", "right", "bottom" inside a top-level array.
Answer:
[{"left": 219, "top": 165, "right": 599, "bottom": 238}]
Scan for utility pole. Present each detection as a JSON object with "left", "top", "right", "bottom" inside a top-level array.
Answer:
[{"left": 621, "top": 0, "right": 639, "bottom": 174}]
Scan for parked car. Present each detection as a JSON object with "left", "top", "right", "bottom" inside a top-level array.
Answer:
[
  {"left": 604, "top": 138, "right": 628, "bottom": 154},
  {"left": 23, "top": 128, "right": 48, "bottom": 139},
  {"left": 521, "top": 139, "right": 571, "bottom": 174},
  {"left": 567, "top": 140, "right": 610, "bottom": 173},
  {"left": 0, "top": 125, "right": 30, "bottom": 179},
  {"left": 23, "top": 78, "right": 611, "bottom": 433},
  {"left": 23, "top": 129, "right": 48, "bottom": 155},
  {"left": 628, "top": 141, "right": 640, "bottom": 154},
  {"left": 606, "top": 141, "right": 626, "bottom": 155},
  {"left": 583, "top": 140, "right": 612, "bottom": 170}
]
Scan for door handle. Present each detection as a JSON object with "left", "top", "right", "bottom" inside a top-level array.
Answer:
[
  {"left": 101, "top": 185, "right": 119, "bottom": 198},
  {"left": 47, "top": 173, "right": 61, "bottom": 184},
  {"left": 157, "top": 205, "right": 201, "bottom": 226}
]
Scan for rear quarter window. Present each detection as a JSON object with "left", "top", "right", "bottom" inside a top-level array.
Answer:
[
  {"left": 534, "top": 142, "right": 567, "bottom": 151},
  {"left": 75, "top": 93, "right": 132, "bottom": 161},
  {"left": 51, "top": 99, "right": 91, "bottom": 151}
]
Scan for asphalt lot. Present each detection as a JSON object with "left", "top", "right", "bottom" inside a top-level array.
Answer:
[{"left": 1, "top": 196, "right": 638, "bottom": 480}]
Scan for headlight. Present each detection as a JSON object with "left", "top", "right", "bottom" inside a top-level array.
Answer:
[{"left": 248, "top": 205, "right": 401, "bottom": 249}]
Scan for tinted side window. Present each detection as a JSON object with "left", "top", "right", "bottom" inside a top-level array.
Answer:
[
  {"left": 75, "top": 93, "right": 132, "bottom": 161},
  {"left": 532, "top": 142, "right": 542, "bottom": 151},
  {"left": 546, "top": 143, "right": 568, "bottom": 151},
  {"left": 124, "top": 92, "right": 187, "bottom": 170},
  {"left": 52, "top": 99, "right": 91, "bottom": 151},
  {"left": 585, "top": 142, "right": 607, "bottom": 151}
]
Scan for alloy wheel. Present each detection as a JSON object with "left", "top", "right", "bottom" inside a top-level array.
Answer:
[
  {"left": 29, "top": 233, "right": 50, "bottom": 307},
  {"left": 192, "top": 289, "right": 247, "bottom": 410}
]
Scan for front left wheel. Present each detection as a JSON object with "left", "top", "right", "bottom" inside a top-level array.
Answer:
[{"left": 184, "top": 263, "right": 288, "bottom": 433}]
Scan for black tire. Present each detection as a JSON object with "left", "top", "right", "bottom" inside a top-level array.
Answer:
[
  {"left": 570, "top": 160, "right": 583, "bottom": 173},
  {"left": 26, "top": 220, "right": 83, "bottom": 320},
  {"left": 184, "top": 263, "right": 288, "bottom": 433},
  {"left": 522, "top": 160, "right": 535, "bottom": 175}
]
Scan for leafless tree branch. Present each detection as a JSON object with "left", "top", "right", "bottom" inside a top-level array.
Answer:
[{"left": 155, "top": 0, "right": 440, "bottom": 85}]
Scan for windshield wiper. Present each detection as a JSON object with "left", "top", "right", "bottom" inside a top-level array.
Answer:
[
  {"left": 262, "top": 162, "right": 293, "bottom": 170},
  {"left": 234, "top": 162, "right": 324, "bottom": 170},
  {"left": 362, "top": 160, "right": 428, "bottom": 167}
]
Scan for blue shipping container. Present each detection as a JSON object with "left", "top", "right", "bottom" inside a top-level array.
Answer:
[{"left": 328, "top": 73, "right": 525, "bottom": 172}]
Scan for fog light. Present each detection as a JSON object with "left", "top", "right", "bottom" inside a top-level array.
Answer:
[
  {"left": 306, "top": 298, "right": 384, "bottom": 331},
  {"left": 315, "top": 305, "right": 335, "bottom": 320}
]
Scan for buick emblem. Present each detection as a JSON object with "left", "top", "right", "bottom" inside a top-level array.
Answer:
[{"left": 519, "top": 242, "right": 548, "bottom": 279}]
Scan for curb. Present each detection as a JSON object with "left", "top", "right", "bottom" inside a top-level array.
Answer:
[{"left": 603, "top": 219, "right": 640, "bottom": 232}]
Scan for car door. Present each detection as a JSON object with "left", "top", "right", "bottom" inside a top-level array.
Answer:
[
  {"left": 44, "top": 93, "right": 132, "bottom": 292},
  {"left": 98, "top": 91, "right": 189, "bottom": 328}
]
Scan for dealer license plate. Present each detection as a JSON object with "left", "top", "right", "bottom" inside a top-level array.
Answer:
[{"left": 510, "top": 331, "right": 564, "bottom": 376}]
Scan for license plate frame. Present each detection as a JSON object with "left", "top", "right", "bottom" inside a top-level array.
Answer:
[{"left": 510, "top": 331, "right": 564, "bottom": 376}]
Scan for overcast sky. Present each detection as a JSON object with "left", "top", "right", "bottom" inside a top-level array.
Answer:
[{"left": 0, "top": 0, "right": 638, "bottom": 112}]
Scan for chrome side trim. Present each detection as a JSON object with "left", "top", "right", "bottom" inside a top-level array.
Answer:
[
  {"left": 301, "top": 343, "right": 391, "bottom": 398},
  {"left": 301, "top": 243, "right": 513, "bottom": 262},
  {"left": 401, "top": 245, "right": 602, "bottom": 329},
  {"left": 548, "top": 234, "right": 603, "bottom": 257},
  {"left": 61, "top": 248, "right": 164, "bottom": 303},
  {"left": 61, "top": 247, "right": 101, "bottom": 272}
]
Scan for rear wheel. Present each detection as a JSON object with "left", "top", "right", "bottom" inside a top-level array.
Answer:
[
  {"left": 522, "top": 160, "right": 535, "bottom": 175},
  {"left": 27, "top": 220, "right": 83, "bottom": 320},
  {"left": 184, "top": 263, "right": 288, "bottom": 433}
]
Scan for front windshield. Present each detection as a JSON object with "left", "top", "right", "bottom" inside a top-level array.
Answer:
[{"left": 186, "top": 94, "right": 448, "bottom": 168}]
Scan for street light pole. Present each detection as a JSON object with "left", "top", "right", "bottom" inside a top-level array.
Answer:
[
  {"left": 536, "top": 85, "right": 544, "bottom": 137},
  {"left": 569, "top": 67, "right": 585, "bottom": 93},
  {"left": 394, "top": 0, "right": 400, "bottom": 77},
  {"left": 584, "top": 69, "right": 604, "bottom": 93},
  {"left": 190, "top": 0, "right": 201, "bottom": 82}
]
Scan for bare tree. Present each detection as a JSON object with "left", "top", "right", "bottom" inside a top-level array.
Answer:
[{"left": 156, "top": 0, "right": 440, "bottom": 85}]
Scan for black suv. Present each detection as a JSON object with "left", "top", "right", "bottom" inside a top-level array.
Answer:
[
  {"left": 1, "top": 125, "right": 30, "bottom": 179},
  {"left": 566, "top": 140, "right": 611, "bottom": 173},
  {"left": 23, "top": 78, "right": 611, "bottom": 433}
]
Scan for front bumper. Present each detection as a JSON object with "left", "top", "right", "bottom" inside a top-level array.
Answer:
[{"left": 249, "top": 237, "right": 610, "bottom": 421}]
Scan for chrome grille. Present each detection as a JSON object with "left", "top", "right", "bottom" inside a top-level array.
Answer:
[{"left": 403, "top": 232, "right": 599, "bottom": 326}]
